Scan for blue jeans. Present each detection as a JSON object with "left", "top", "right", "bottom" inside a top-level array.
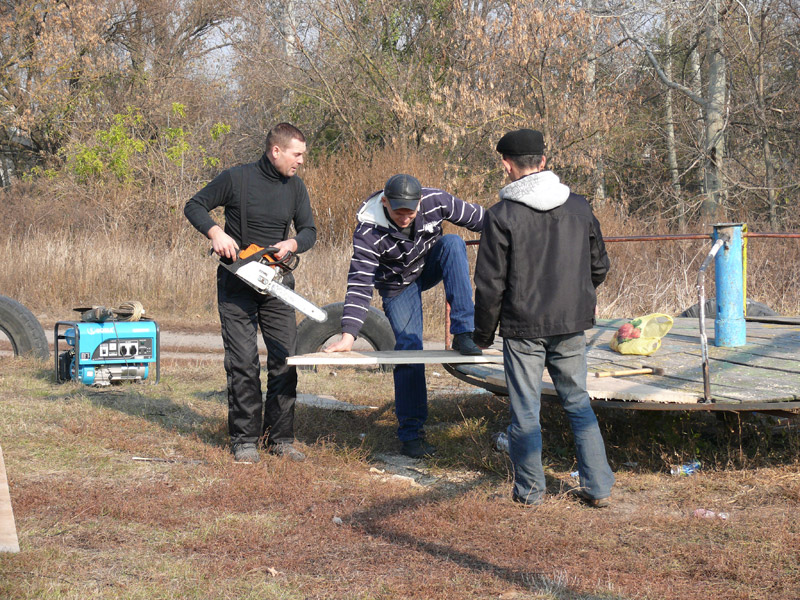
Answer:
[
  {"left": 503, "top": 333, "right": 615, "bottom": 502},
  {"left": 382, "top": 234, "right": 475, "bottom": 442}
]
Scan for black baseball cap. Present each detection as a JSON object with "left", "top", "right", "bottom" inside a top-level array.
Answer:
[{"left": 383, "top": 174, "right": 422, "bottom": 211}]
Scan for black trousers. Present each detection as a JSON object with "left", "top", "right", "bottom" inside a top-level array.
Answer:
[{"left": 217, "top": 266, "right": 298, "bottom": 446}]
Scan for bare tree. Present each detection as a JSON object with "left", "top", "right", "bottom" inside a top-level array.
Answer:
[
  {"left": 726, "top": 0, "right": 800, "bottom": 228},
  {"left": 615, "top": 0, "right": 728, "bottom": 223},
  {"left": 663, "top": 15, "right": 685, "bottom": 228}
]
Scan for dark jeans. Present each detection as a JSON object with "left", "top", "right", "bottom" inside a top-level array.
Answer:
[
  {"left": 381, "top": 234, "right": 475, "bottom": 442},
  {"left": 503, "top": 333, "right": 615, "bottom": 502},
  {"left": 217, "top": 267, "right": 298, "bottom": 446}
]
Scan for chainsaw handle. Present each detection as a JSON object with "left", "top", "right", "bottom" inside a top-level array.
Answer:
[{"left": 263, "top": 247, "right": 300, "bottom": 272}]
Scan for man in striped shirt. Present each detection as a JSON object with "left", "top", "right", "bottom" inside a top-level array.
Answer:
[{"left": 325, "top": 174, "right": 485, "bottom": 458}]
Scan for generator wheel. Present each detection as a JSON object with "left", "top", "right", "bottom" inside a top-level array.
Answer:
[
  {"left": 296, "top": 302, "right": 395, "bottom": 370},
  {"left": 0, "top": 295, "right": 49, "bottom": 360}
]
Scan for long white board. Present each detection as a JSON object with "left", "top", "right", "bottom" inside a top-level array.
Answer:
[
  {"left": 287, "top": 349, "right": 504, "bottom": 366},
  {"left": 0, "top": 445, "right": 20, "bottom": 553}
]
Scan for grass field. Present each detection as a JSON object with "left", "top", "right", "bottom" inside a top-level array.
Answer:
[{"left": 1, "top": 355, "right": 798, "bottom": 599}]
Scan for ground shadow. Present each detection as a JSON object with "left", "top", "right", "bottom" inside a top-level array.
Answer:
[
  {"left": 341, "top": 477, "right": 633, "bottom": 600},
  {"left": 38, "top": 366, "right": 228, "bottom": 448}
]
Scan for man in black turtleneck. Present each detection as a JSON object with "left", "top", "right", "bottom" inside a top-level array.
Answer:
[{"left": 185, "top": 123, "right": 316, "bottom": 464}]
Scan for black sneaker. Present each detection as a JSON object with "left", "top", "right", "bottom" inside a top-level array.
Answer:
[
  {"left": 232, "top": 442, "right": 260, "bottom": 464},
  {"left": 267, "top": 442, "right": 306, "bottom": 462},
  {"left": 569, "top": 489, "right": 611, "bottom": 508},
  {"left": 512, "top": 492, "right": 545, "bottom": 506},
  {"left": 400, "top": 438, "right": 436, "bottom": 459},
  {"left": 451, "top": 332, "right": 482, "bottom": 356}
]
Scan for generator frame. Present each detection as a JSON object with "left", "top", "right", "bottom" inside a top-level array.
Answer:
[{"left": 54, "top": 319, "right": 160, "bottom": 385}]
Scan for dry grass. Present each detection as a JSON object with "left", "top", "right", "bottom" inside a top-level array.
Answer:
[
  {"left": 3, "top": 211, "right": 798, "bottom": 340},
  {"left": 2, "top": 145, "right": 798, "bottom": 332},
  {"left": 1, "top": 357, "right": 799, "bottom": 599}
]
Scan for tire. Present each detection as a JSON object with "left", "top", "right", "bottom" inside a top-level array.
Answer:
[
  {"left": 296, "top": 301, "right": 395, "bottom": 369},
  {"left": 679, "top": 298, "right": 778, "bottom": 318},
  {"left": 0, "top": 295, "right": 49, "bottom": 360}
]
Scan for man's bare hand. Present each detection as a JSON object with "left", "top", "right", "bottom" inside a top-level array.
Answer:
[
  {"left": 324, "top": 333, "right": 355, "bottom": 353},
  {"left": 208, "top": 226, "right": 239, "bottom": 260},
  {"left": 272, "top": 238, "right": 298, "bottom": 259}
]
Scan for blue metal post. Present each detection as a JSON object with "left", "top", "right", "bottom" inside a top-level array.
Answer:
[{"left": 713, "top": 223, "right": 746, "bottom": 347}]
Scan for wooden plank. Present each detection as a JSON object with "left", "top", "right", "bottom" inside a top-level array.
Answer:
[
  {"left": 688, "top": 348, "right": 800, "bottom": 374},
  {"left": 477, "top": 365, "right": 703, "bottom": 404},
  {"left": 287, "top": 349, "right": 505, "bottom": 366},
  {"left": 454, "top": 361, "right": 703, "bottom": 404},
  {"left": 0, "top": 445, "right": 20, "bottom": 553},
  {"left": 746, "top": 316, "right": 800, "bottom": 326}
]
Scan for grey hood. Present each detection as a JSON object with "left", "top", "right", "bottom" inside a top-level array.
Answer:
[{"left": 499, "top": 170, "right": 570, "bottom": 211}]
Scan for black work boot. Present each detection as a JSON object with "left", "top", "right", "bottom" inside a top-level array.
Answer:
[
  {"left": 400, "top": 438, "right": 436, "bottom": 459},
  {"left": 569, "top": 489, "right": 611, "bottom": 508},
  {"left": 451, "top": 332, "right": 482, "bottom": 356}
]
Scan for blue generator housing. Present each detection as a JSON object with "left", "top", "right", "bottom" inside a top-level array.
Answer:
[{"left": 55, "top": 320, "right": 160, "bottom": 385}]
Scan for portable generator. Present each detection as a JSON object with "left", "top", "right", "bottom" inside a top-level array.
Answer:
[{"left": 54, "top": 319, "right": 160, "bottom": 385}]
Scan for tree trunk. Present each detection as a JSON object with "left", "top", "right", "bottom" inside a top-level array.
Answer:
[
  {"left": 585, "top": 0, "right": 606, "bottom": 204},
  {"left": 279, "top": 0, "right": 297, "bottom": 117},
  {"left": 755, "top": 14, "right": 779, "bottom": 229},
  {"left": 702, "top": 0, "right": 726, "bottom": 223},
  {"left": 688, "top": 33, "right": 705, "bottom": 197},
  {"left": 664, "top": 21, "right": 684, "bottom": 229}
]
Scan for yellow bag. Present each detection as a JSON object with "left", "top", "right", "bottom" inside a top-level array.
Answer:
[{"left": 609, "top": 313, "right": 674, "bottom": 356}]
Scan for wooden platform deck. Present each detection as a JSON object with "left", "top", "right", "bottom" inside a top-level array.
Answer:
[
  {"left": 289, "top": 317, "right": 800, "bottom": 411},
  {"left": 450, "top": 317, "right": 800, "bottom": 410}
]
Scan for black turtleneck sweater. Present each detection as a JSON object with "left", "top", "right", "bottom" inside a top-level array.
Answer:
[{"left": 184, "top": 153, "right": 317, "bottom": 253}]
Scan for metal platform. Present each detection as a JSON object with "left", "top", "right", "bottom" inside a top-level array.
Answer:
[
  {"left": 447, "top": 317, "right": 800, "bottom": 412},
  {"left": 289, "top": 317, "right": 800, "bottom": 413}
]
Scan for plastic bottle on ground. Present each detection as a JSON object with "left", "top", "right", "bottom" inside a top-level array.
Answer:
[{"left": 670, "top": 460, "right": 701, "bottom": 476}]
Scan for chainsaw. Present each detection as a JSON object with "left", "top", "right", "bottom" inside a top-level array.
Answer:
[{"left": 219, "top": 244, "right": 327, "bottom": 323}]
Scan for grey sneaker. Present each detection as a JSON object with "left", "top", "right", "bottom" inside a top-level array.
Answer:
[
  {"left": 268, "top": 442, "right": 306, "bottom": 462},
  {"left": 232, "top": 442, "right": 260, "bottom": 464},
  {"left": 492, "top": 431, "right": 509, "bottom": 454}
]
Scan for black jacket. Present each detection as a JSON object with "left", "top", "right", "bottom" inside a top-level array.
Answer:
[
  {"left": 184, "top": 154, "right": 316, "bottom": 253},
  {"left": 473, "top": 171, "right": 609, "bottom": 346}
]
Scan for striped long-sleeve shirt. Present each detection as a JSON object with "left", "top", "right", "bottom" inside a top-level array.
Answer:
[{"left": 341, "top": 188, "right": 485, "bottom": 338}]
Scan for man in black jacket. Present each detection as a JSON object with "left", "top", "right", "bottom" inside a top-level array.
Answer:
[
  {"left": 473, "top": 129, "right": 615, "bottom": 507},
  {"left": 185, "top": 123, "right": 316, "bottom": 464}
]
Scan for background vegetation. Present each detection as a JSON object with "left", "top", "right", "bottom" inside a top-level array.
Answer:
[
  {"left": 1, "top": 0, "right": 798, "bottom": 325},
  {"left": 1, "top": 5, "right": 799, "bottom": 596}
]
